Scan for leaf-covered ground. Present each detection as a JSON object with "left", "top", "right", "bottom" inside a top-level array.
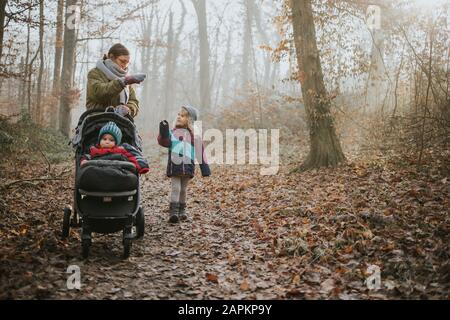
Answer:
[{"left": 0, "top": 149, "right": 448, "bottom": 299}]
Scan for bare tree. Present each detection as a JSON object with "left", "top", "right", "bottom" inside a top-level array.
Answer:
[
  {"left": 252, "top": 0, "right": 272, "bottom": 89},
  {"left": 50, "top": 0, "right": 64, "bottom": 128},
  {"left": 163, "top": 11, "right": 175, "bottom": 115},
  {"left": 191, "top": 0, "right": 211, "bottom": 111},
  {"left": 20, "top": 7, "right": 32, "bottom": 117},
  {"left": 290, "top": 0, "right": 345, "bottom": 169},
  {"left": 52, "top": 0, "right": 64, "bottom": 95},
  {"left": 163, "top": 1, "right": 186, "bottom": 117},
  {"left": 241, "top": 0, "right": 253, "bottom": 90},
  {"left": 0, "top": 0, "right": 7, "bottom": 62},
  {"left": 36, "top": 0, "right": 44, "bottom": 124},
  {"left": 218, "top": 28, "right": 232, "bottom": 106},
  {"left": 366, "top": 28, "right": 388, "bottom": 113},
  {"left": 59, "top": 0, "right": 77, "bottom": 136}
]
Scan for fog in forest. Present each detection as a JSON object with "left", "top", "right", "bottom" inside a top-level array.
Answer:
[
  {"left": 1, "top": 0, "right": 446, "bottom": 141},
  {"left": 0, "top": 0, "right": 449, "bottom": 300}
]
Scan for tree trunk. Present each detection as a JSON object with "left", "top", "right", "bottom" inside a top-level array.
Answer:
[
  {"left": 290, "top": 0, "right": 345, "bottom": 170},
  {"left": 148, "top": 9, "right": 163, "bottom": 121},
  {"left": 0, "top": 0, "right": 7, "bottom": 62},
  {"left": 192, "top": 0, "right": 211, "bottom": 111},
  {"left": 219, "top": 29, "right": 232, "bottom": 106},
  {"left": 270, "top": 60, "right": 279, "bottom": 89},
  {"left": 18, "top": 57, "right": 25, "bottom": 111},
  {"left": 59, "top": 0, "right": 77, "bottom": 136},
  {"left": 163, "top": 3, "right": 186, "bottom": 118},
  {"left": 367, "top": 28, "right": 387, "bottom": 113},
  {"left": 52, "top": 0, "right": 64, "bottom": 95},
  {"left": 0, "top": 0, "right": 6, "bottom": 96},
  {"left": 51, "top": 0, "right": 64, "bottom": 129},
  {"left": 242, "top": 0, "right": 253, "bottom": 90},
  {"left": 36, "top": 0, "right": 45, "bottom": 125},
  {"left": 163, "top": 12, "right": 175, "bottom": 115},
  {"left": 141, "top": 4, "right": 155, "bottom": 125},
  {"left": 252, "top": 0, "right": 272, "bottom": 89},
  {"left": 25, "top": 9, "right": 36, "bottom": 119},
  {"left": 20, "top": 9, "right": 31, "bottom": 118}
]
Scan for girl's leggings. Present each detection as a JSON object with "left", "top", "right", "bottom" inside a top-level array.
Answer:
[{"left": 170, "top": 176, "right": 190, "bottom": 204}]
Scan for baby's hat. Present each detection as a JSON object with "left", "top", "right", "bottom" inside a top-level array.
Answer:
[{"left": 99, "top": 121, "right": 122, "bottom": 145}]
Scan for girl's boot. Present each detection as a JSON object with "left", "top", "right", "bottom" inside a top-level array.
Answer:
[
  {"left": 169, "top": 202, "right": 179, "bottom": 223},
  {"left": 179, "top": 203, "right": 187, "bottom": 221}
]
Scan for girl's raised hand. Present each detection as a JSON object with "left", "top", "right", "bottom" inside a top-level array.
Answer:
[
  {"left": 160, "top": 120, "right": 169, "bottom": 129},
  {"left": 159, "top": 120, "right": 170, "bottom": 137}
]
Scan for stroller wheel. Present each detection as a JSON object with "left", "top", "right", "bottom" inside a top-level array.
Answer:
[
  {"left": 123, "top": 239, "right": 132, "bottom": 259},
  {"left": 70, "top": 210, "right": 80, "bottom": 228},
  {"left": 135, "top": 207, "right": 145, "bottom": 239},
  {"left": 62, "top": 207, "right": 71, "bottom": 239},
  {"left": 82, "top": 239, "right": 90, "bottom": 259}
]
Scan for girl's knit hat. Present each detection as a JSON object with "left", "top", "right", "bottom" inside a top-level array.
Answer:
[
  {"left": 182, "top": 105, "right": 199, "bottom": 121},
  {"left": 99, "top": 121, "right": 122, "bottom": 145}
]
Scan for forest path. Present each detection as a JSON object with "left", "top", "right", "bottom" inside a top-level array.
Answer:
[
  {"left": 48, "top": 164, "right": 299, "bottom": 300},
  {"left": 1, "top": 155, "right": 448, "bottom": 299}
]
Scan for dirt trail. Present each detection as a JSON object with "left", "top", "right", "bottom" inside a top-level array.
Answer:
[
  {"left": 50, "top": 168, "right": 284, "bottom": 299},
  {"left": 1, "top": 156, "right": 448, "bottom": 299}
]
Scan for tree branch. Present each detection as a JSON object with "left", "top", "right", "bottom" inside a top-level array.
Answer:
[{"left": 0, "top": 177, "right": 65, "bottom": 190}]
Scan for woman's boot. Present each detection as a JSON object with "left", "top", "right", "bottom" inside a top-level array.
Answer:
[
  {"left": 179, "top": 203, "right": 187, "bottom": 221},
  {"left": 169, "top": 202, "right": 179, "bottom": 223}
]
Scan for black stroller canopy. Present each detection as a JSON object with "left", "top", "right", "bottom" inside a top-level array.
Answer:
[{"left": 72, "top": 110, "right": 142, "bottom": 153}]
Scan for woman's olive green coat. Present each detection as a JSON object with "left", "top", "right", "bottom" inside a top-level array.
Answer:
[{"left": 86, "top": 67, "right": 140, "bottom": 117}]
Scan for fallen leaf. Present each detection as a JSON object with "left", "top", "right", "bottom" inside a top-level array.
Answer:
[
  {"left": 286, "top": 289, "right": 304, "bottom": 298},
  {"left": 240, "top": 280, "right": 250, "bottom": 291},
  {"left": 176, "top": 280, "right": 189, "bottom": 288},
  {"left": 320, "top": 278, "right": 335, "bottom": 293},
  {"left": 206, "top": 273, "right": 219, "bottom": 283},
  {"left": 343, "top": 246, "right": 353, "bottom": 254}
]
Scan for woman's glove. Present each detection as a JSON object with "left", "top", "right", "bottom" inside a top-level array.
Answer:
[
  {"left": 124, "top": 73, "right": 146, "bottom": 85},
  {"left": 115, "top": 105, "right": 130, "bottom": 116},
  {"left": 159, "top": 120, "right": 169, "bottom": 138}
]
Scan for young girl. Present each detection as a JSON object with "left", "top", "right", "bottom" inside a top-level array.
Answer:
[{"left": 158, "top": 106, "right": 211, "bottom": 223}]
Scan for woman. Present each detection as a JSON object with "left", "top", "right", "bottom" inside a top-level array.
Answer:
[{"left": 86, "top": 43, "right": 146, "bottom": 118}]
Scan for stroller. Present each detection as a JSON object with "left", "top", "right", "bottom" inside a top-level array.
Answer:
[{"left": 61, "top": 108, "right": 145, "bottom": 259}]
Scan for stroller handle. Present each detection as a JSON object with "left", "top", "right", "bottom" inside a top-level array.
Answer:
[
  {"left": 106, "top": 106, "right": 134, "bottom": 123},
  {"left": 78, "top": 107, "right": 134, "bottom": 126}
]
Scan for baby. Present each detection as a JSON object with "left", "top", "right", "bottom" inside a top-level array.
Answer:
[{"left": 81, "top": 121, "right": 149, "bottom": 174}]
